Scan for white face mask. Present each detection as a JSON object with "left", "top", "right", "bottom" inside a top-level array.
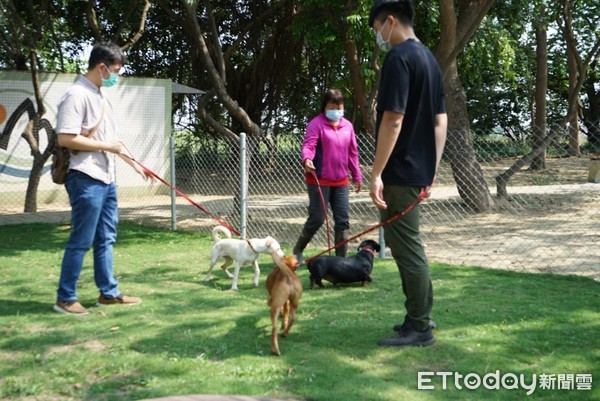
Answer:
[{"left": 376, "top": 20, "right": 392, "bottom": 52}]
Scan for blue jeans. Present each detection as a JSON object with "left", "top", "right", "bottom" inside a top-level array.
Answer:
[{"left": 57, "top": 170, "right": 121, "bottom": 301}]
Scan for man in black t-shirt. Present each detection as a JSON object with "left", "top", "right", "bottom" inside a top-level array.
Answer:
[{"left": 369, "top": 0, "right": 447, "bottom": 347}]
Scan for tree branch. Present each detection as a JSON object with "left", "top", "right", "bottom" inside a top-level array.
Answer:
[
  {"left": 195, "top": 89, "right": 238, "bottom": 141},
  {"left": 436, "top": 0, "right": 495, "bottom": 75},
  {"left": 121, "top": 0, "right": 152, "bottom": 51},
  {"left": 203, "top": 0, "right": 226, "bottom": 81},
  {"left": 29, "top": 50, "right": 45, "bottom": 116},
  {"left": 181, "top": 1, "right": 262, "bottom": 137},
  {"left": 86, "top": 1, "right": 103, "bottom": 41}
]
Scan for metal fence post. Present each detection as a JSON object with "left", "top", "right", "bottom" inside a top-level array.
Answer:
[
  {"left": 240, "top": 132, "right": 248, "bottom": 239},
  {"left": 378, "top": 226, "right": 386, "bottom": 259},
  {"left": 169, "top": 135, "right": 177, "bottom": 231}
]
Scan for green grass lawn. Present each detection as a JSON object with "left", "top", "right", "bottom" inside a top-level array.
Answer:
[{"left": 0, "top": 222, "right": 598, "bottom": 401}]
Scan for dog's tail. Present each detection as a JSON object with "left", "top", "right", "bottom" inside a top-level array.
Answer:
[
  {"left": 212, "top": 225, "right": 232, "bottom": 242},
  {"left": 271, "top": 252, "right": 298, "bottom": 279}
]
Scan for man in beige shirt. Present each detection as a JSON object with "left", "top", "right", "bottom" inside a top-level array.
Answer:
[{"left": 54, "top": 42, "right": 151, "bottom": 315}]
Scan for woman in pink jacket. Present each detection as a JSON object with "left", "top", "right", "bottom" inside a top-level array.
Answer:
[{"left": 293, "top": 89, "right": 363, "bottom": 262}]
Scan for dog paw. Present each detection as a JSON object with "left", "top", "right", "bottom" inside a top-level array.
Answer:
[{"left": 203, "top": 275, "right": 213, "bottom": 281}]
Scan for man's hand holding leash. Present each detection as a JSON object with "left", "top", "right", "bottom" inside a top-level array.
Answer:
[{"left": 117, "top": 140, "right": 154, "bottom": 181}]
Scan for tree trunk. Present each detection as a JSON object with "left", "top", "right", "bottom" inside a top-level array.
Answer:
[
  {"left": 444, "top": 63, "right": 492, "bottom": 212},
  {"left": 557, "top": 0, "right": 600, "bottom": 155},
  {"left": 497, "top": 118, "right": 572, "bottom": 197},
  {"left": 583, "top": 60, "right": 599, "bottom": 146},
  {"left": 530, "top": 3, "right": 547, "bottom": 170},
  {"left": 340, "top": 0, "right": 375, "bottom": 137},
  {"left": 566, "top": 38, "right": 581, "bottom": 156},
  {"left": 22, "top": 117, "right": 55, "bottom": 212},
  {"left": 500, "top": 0, "right": 600, "bottom": 196},
  {"left": 435, "top": 0, "right": 495, "bottom": 212},
  {"left": 25, "top": 155, "right": 44, "bottom": 212}
]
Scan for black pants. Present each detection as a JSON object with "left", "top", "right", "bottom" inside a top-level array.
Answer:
[{"left": 302, "top": 184, "right": 349, "bottom": 236}]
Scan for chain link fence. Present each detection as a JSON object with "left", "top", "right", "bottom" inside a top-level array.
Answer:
[
  {"left": 157, "top": 121, "right": 600, "bottom": 281},
  {"left": 2, "top": 122, "right": 599, "bottom": 280}
]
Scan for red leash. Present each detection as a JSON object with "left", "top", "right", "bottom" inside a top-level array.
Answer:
[
  {"left": 310, "top": 170, "right": 332, "bottom": 255},
  {"left": 304, "top": 189, "right": 428, "bottom": 264},
  {"left": 121, "top": 151, "right": 240, "bottom": 236}
]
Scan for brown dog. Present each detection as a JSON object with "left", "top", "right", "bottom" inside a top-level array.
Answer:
[{"left": 266, "top": 252, "right": 302, "bottom": 356}]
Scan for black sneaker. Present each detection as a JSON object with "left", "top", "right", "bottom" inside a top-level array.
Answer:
[
  {"left": 379, "top": 322, "right": 436, "bottom": 348},
  {"left": 393, "top": 318, "right": 437, "bottom": 332}
]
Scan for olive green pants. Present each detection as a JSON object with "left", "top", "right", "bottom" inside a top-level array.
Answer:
[{"left": 380, "top": 185, "right": 433, "bottom": 331}]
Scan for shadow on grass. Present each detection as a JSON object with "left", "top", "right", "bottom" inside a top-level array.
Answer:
[
  {"left": 0, "top": 299, "right": 55, "bottom": 316},
  {"left": 2, "top": 222, "right": 599, "bottom": 401},
  {"left": 0, "top": 221, "right": 207, "bottom": 257},
  {"left": 0, "top": 223, "right": 69, "bottom": 255},
  {"left": 129, "top": 262, "right": 600, "bottom": 374},
  {"left": 429, "top": 266, "right": 600, "bottom": 370}
]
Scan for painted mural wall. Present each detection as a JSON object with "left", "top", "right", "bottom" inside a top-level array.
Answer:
[{"left": 0, "top": 71, "right": 171, "bottom": 210}]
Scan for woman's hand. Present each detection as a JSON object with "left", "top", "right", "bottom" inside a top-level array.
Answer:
[{"left": 303, "top": 159, "right": 315, "bottom": 173}]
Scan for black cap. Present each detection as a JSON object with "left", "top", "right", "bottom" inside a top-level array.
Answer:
[{"left": 369, "top": 0, "right": 399, "bottom": 27}]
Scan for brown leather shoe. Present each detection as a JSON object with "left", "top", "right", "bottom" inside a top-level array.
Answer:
[
  {"left": 97, "top": 294, "right": 141, "bottom": 306},
  {"left": 53, "top": 300, "right": 89, "bottom": 315}
]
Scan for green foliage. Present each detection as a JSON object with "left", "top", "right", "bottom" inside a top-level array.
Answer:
[
  {"left": 460, "top": 8, "right": 535, "bottom": 132},
  {"left": 2, "top": 0, "right": 599, "bottom": 151},
  {"left": 413, "top": 1, "right": 441, "bottom": 49},
  {"left": 0, "top": 222, "right": 599, "bottom": 400},
  {"left": 582, "top": 140, "right": 600, "bottom": 155},
  {"left": 173, "top": 129, "right": 234, "bottom": 170},
  {"left": 472, "top": 130, "right": 587, "bottom": 161},
  {"left": 473, "top": 135, "right": 532, "bottom": 160}
]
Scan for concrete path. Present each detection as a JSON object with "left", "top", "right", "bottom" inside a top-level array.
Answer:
[{"left": 0, "top": 210, "right": 71, "bottom": 226}]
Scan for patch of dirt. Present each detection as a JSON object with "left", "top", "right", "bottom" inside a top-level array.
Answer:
[
  {"left": 41, "top": 340, "right": 107, "bottom": 360},
  {"left": 437, "top": 155, "right": 592, "bottom": 187}
]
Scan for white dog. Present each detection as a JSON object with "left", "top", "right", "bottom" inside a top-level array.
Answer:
[{"left": 204, "top": 225, "right": 285, "bottom": 291}]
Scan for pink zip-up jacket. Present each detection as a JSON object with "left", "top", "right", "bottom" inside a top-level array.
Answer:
[{"left": 301, "top": 113, "right": 363, "bottom": 185}]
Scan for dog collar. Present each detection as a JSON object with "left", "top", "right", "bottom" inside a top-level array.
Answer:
[
  {"left": 359, "top": 246, "right": 376, "bottom": 256},
  {"left": 246, "top": 240, "right": 258, "bottom": 254}
]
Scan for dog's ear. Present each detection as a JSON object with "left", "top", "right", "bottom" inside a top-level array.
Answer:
[
  {"left": 266, "top": 238, "right": 273, "bottom": 247},
  {"left": 368, "top": 240, "right": 381, "bottom": 252}
]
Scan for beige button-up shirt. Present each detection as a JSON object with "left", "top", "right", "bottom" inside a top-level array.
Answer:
[{"left": 56, "top": 76, "right": 118, "bottom": 184}]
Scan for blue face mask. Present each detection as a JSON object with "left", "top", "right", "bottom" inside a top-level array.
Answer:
[
  {"left": 325, "top": 109, "right": 344, "bottom": 121},
  {"left": 101, "top": 65, "right": 119, "bottom": 87}
]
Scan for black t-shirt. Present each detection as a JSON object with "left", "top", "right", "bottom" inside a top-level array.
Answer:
[{"left": 375, "top": 39, "right": 446, "bottom": 186}]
